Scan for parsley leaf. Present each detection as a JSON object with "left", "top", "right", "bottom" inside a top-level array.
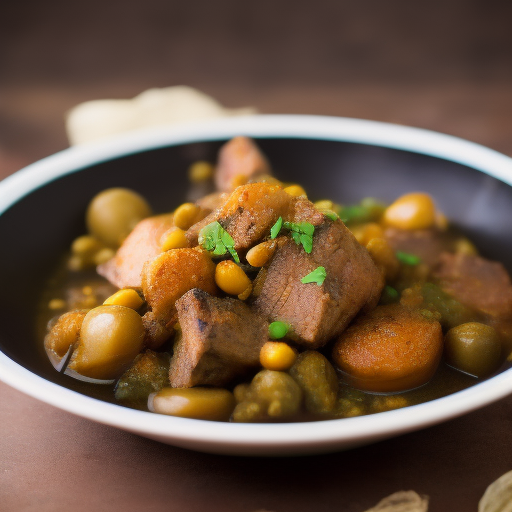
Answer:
[
  {"left": 283, "top": 221, "right": 315, "bottom": 254},
  {"left": 396, "top": 250, "right": 421, "bottom": 266},
  {"left": 301, "top": 266, "right": 326, "bottom": 286},
  {"left": 270, "top": 217, "right": 283, "bottom": 239},
  {"left": 198, "top": 221, "right": 240, "bottom": 263},
  {"left": 323, "top": 210, "right": 339, "bottom": 221}
]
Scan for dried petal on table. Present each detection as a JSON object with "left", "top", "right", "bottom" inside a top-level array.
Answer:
[
  {"left": 479, "top": 470, "right": 512, "bottom": 512},
  {"left": 364, "top": 491, "right": 429, "bottom": 512}
]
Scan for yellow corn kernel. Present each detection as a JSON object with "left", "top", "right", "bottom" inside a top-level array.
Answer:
[
  {"left": 260, "top": 341, "right": 297, "bottom": 371},
  {"left": 103, "top": 289, "right": 144, "bottom": 310},
  {"left": 314, "top": 199, "right": 334, "bottom": 211},
  {"left": 71, "top": 235, "right": 104, "bottom": 256},
  {"left": 215, "top": 260, "right": 251, "bottom": 296},
  {"left": 284, "top": 184, "right": 307, "bottom": 198},
  {"left": 161, "top": 228, "right": 189, "bottom": 251},
  {"left": 231, "top": 174, "right": 249, "bottom": 188},
  {"left": 48, "top": 298, "right": 67, "bottom": 310},
  {"left": 188, "top": 161, "right": 213, "bottom": 182},
  {"left": 173, "top": 203, "right": 202, "bottom": 230},
  {"left": 246, "top": 240, "right": 277, "bottom": 267},
  {"left": 383, "top": 192, "right": 437, "bottom": 230},
  {"left": 366, "top": 237, "right": 400, "bottom": 281},
  {"left": 93, "top": 247, "right": 115, "bottom": 265}
]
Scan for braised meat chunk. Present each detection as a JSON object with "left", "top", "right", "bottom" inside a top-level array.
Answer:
[
  {"left": 215, "top": 136, "right": 271, "bottom": 192},
  {"left": 169, "top": 289, "right": 268, "bottom": 387},
  {"left": 254, "top": 220, "right": 384, "bottom": 348},
  {"left": 97, "top": 213, "right": 174, "bottom": 288},
  {"left": 433, "top": 252, "right": 512, "bottom": 319}
]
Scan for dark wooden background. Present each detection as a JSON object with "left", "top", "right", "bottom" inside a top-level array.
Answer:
[{"left": 1, "top": 1, "right": 512, "bottom": 511}]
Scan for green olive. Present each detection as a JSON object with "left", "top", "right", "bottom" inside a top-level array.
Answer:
[
  {"left": 66, "top": 305, "right": 145, "bottom": 380},
  {"left": 289, "top": 351, "right": 338, "bottom": 414},
  {"left": 148, "top": 387, "right": 236, "bottom": 421},
  {"left": 445, "top": 322, "right": 502, "bottom": 378},
  {"left": 232, "top": 370, "right": 303, "bottom": 422},
  {"left": 86, "top": 188, "right": 152, "bottom": 247}
]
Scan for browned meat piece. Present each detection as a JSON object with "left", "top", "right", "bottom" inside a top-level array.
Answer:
[
  {"left": 169, "top": 289, "right": 268, "bottom": 387},
  {"left": 254, "top": 221, "right": 384, "bottom": 348},
  {"left": 186, "top": 183, "right": 292, "bottom": 249},
  {"left": 195, "top": 192, "right": 228, "bottom": 211},
  {"left": 215, "top": 136, "right": 271, "bottom": 192},
  {"left": 432, "top": 252, "right": 512, "bottom": 318},
  {"left": 97, "top": 213, "right": 174, "bottom": 288},
  {"left": 384, "top": 227, "right": 455, "bottom": 267},
  {"left": 141, "top": 247, "right": 218, "bottom": 328},
  {"left": 287, "top": 196, "right": 325, "bottom": 226}
]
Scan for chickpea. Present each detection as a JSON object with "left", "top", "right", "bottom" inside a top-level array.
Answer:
[
  {"left": 161, "top": 228, "right": 189, "bottom": 251},
  {"left": 366, "top": 237, "right": 400, "bottom": 281},
  {"left": 284, "top": 185, "right": 307, "bottom": 197},
  {"left": 350, "top": 222, "right": 384, "bottom": 246},
  {"left": 86, "top": 188, "right": 152, "bottom": 247},
  {"left": 103, "top": 289, "right": 144, "bottom": 310},
  {"left": 149, "top": 387, "right": 236, "bottom": 421},
  {"left": 173, "top": 203, "right": 204, "bottom": 230},
  {"left": 188, "top": 161, "right": 213, "bottom": 182},
  {"left": 246, "top": 240, "right": 277, "bottom": 267},
  {"left": 383, "top": 192, "right": 437, "bottom": 230},
  {"left": 66, "top": 305, "right": 145, "bottom": 381},
  {"left": 445, "top": 322, "right": 502, "bottom": 377},
  {"left": 260, "top": 341, "right": 297, "bottom": 371},
  {"left": 215, "top": 260, "right": 251, "bottom": 295}
]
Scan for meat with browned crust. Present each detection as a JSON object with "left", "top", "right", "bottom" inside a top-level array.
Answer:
[
  {"left": 169, "top": 289, "right": 268, "bottom": 387},
  {"left": 254, "top": 220, "right": 384, "bottom": 348}
]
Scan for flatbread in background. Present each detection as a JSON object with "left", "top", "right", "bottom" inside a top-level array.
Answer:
[
  {"left": 364, "top": 491, "right": 429, "bottom": 512},
  {"left": 66, "top": 86, "right": 257, "bottom": 145},
  {"left": 479, "top": 470, "right": 512, "bottom": 512}
]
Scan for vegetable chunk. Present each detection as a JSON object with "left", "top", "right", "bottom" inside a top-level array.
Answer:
[
  {"left": 141, "top": 247, "right": 217, "bottom": 327},
  {"left": 332, "top": 304, "right": 443, "bottom": 392}
]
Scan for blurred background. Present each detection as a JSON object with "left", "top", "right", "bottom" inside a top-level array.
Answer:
[{"left": 1, "top": 0, "right": 511, "bottom": 176}]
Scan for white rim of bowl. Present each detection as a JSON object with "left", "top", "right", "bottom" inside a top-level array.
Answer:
[{"left": 1, "top": 114, "right": 512, "bottom": 452}]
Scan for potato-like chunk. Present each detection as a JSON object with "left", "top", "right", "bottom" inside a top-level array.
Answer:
[
  {"left": 44, "top": 310, "right": 88, "bottom": 370},
  {"left": 332, "top": 304, "right": 443, "bottom": 392},
  {"left": 141, "top": 247, "right": 217, "bottom": 327}
]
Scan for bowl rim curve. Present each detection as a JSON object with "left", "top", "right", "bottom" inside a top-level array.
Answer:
[{"left": 1, "top": 114, "right": 512, "bottom": 455}]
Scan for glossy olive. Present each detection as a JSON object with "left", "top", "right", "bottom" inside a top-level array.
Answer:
[
  {"left": 148, "top": 387, "right": 236, "bottom": 421},
  {"left": 66, "top": 305, "right": 145, "bottom": 380},
  {"left": 232, "top": 370, "right": 302, "bottom": 422},
  {"left": 289, "top": 351, "right": 338, "bottom": 414},
  {"left": 86, "top": 188, "right": 152, "bottom": 247},
  {"left": 445, "top": 322, "right": 502, "bottom": 378}
]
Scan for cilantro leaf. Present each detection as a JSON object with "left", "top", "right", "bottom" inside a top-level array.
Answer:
[
  {"left": 198, "top": 221, "right": 240, "bottom": 263},
  {"left": 301, "top": 266, "right": 327, "bottom": 286},
  {"left": 323, "top": 210, "right": 339, "bottom": 221},
  {"left": 270, "top": 217, "right": 283, "bottom": 239},
  {"left": 282, "top": 221, "right": 315, "bottom": 254},
  {"left": 396, "top": 250, "right": 421, "bottom": 266}
]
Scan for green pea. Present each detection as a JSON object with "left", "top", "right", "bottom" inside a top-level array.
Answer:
[{"left": 268, "top": 321, "right": 289, "bottom": 339}]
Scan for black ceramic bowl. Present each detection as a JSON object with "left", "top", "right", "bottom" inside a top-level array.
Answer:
[{"left": 1, "top": 115, "right": 512, "bottom": 455}]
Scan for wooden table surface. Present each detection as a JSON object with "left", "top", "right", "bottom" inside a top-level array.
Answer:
[{"left": 1, "top": 1, "right": 512, "bottom": 510}]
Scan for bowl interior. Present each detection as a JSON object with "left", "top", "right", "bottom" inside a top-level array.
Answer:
[{"left": 1, "top": 136, "right": 512, "bottom": 397}]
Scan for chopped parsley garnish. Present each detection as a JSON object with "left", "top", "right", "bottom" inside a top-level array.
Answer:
[
  {"left": 396, "top": 250, "right": 421, "bottom": 266},
  {"left": 198, "top": 221, "right": 240, "bottom": 263},
  {"left": 323, "top": 210, "right": 339, "bottom": 221},
  {"left": 283, "top": 221, "right": 315, "bottom": 253},
  {"left": 270, "top": 216, "right": 283, "bottom": 239},
  {"left": 268, "top": 321, "right": 289, "bottom": 339},
  {"left": 301, "top": 266, "right": 327, "bottom": 286},
  {"left": 380, "top": 285, "right": 399, "bottom": 305}
]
